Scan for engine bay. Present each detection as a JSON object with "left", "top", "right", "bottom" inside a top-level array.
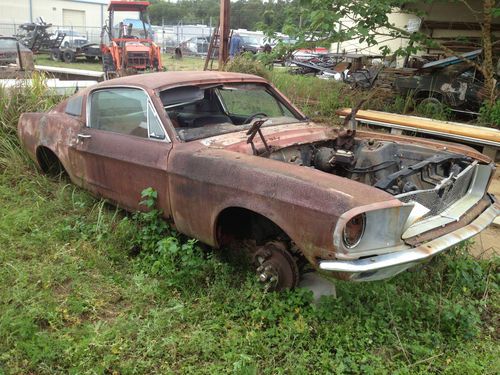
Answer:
[{"left": 266, "top": 138, "right": 475, "bottom": 196}]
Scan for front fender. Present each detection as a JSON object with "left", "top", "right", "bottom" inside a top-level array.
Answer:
[{"left": 168, "top": 147, "right": 396, "bottom": 262}]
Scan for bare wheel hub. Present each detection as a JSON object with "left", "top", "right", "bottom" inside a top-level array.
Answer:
[{"left": 253, "top": 241, "right": 299, "bottom": 291}]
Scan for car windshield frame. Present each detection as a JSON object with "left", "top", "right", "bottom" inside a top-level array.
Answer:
[{"left": 160, "top": 82, "right": 305, "bottom": 142}]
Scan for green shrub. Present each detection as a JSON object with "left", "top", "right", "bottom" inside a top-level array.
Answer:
[
  {"left": 414, "top": 100, "right": 451, "bottom": 121},
  {"left": 131, "top": 188, "right": 214, "bottom": 290},
  {"left": 0, "top": 74, "right": 62, "bottom": 171},
  {"left": 270, "top": 71, "right": 362, "bottom": 122},
  {"left": 224, "top": 53, "right": 271, "bottom": 80},
  {"left": 479, "top": 99, "right": 500, "bottom": 128}
]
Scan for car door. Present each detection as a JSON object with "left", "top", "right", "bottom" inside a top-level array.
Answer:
[{"left": 69, "top": 87, "right": 173, "bottom": 216}]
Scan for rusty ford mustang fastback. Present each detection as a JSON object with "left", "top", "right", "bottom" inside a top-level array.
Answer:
[{"left": 18, "top": 71, "right": 500, "bottom": 290}]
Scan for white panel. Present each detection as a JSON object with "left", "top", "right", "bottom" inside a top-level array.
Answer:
[{"left": 62, "top": 8, "right": 85, "bottom": 32}]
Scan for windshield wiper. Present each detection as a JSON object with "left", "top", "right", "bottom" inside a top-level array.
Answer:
[{"left": 246, "top": 119, "right": 270, "bottom": 155}]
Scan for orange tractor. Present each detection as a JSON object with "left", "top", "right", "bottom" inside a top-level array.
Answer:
[{"left": 101, "top": 1, "right": 162, "bottom": 78}]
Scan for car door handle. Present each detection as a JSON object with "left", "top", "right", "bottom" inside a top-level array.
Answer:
[{"left": 77, "top": 133, "right": 92, "bottom": 140}]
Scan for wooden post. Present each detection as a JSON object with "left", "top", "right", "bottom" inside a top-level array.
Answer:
[{"left": 218, "top": 0, "right": 230, "bottom": 70}]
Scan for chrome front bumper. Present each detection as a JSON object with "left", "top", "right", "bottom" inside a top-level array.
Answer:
[{"left": 319, "top": 198, "right": 500, "bottom": 282}]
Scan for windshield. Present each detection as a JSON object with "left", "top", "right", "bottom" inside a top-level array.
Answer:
[
  {"left": 160, "top": 83, "right": 303, "bottom": 141},
  {"left": 241, "top": 36, "right": 260, "bottom": 45}
]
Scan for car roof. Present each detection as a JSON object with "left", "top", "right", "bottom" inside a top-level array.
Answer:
[{"left": 96, "top": 71, "right": 269, "bottom": 91}]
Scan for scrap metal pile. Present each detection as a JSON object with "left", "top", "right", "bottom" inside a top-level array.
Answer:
[
  {"left": 288, "top": 52, "right": 384, "bottom": 88},
  {"left": 15, "top": 18, "right": 65, "bottom": 53}
]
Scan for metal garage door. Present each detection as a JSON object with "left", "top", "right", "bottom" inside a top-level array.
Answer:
[{"left": 62, "top": 9, "right": 86, "bottom": 33}]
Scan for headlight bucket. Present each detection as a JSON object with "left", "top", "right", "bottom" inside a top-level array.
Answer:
[
  {"left": 334, "top": 203, "right": 415, "bottom": 259},
  {"left": 342, "top": 213, "right": 366, "bottom": 248}
]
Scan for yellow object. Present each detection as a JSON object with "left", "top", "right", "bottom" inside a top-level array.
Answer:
[{"left": 336, "top": 108, "right": 500, "bottom": 144}]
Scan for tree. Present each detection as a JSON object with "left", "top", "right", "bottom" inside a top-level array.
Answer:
[{"left": 282, "top": 0, "right": 498, "bottom": 105}]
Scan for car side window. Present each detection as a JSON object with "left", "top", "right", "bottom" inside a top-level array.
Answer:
[
  {"left": 65, "top": 95, "right": 83, "bottom": 116},
  {"left": 89, "top": 88, "right": 167, "bottom": 141},
  {"left": 148, "top": 104, "right": 166, "bottom": 140}
]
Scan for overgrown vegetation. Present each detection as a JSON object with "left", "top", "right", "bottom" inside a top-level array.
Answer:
[
  {"left": 270, "top": 70, "right": 358, "bottom": 122},
  {"left": 269, "top": 70, "right": 453, "bottom": 123},
  {"left": 224, "top": 53, "right": 271, "bottom": 80},
  {"left": 0, "top": 74, "right": 62, "bottom": 170},
  {"left": 479, "top": 100, "right": 500, "bottom": 129},
  {"left": 1, "top": 76, "right": 499, "bottom": 374}
]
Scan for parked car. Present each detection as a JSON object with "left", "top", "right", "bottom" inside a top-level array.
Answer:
[
  {"left": 292, "top": 47, "right": 330, "bottom": 61},
  {"left": 0, "top": 36, "right": 30, "bottom": 65},
  {"left": 61, "top": 36, "right": 89, "bottom": 49},
  {"left": 18, "top": 72, "right": 500, "bottom": 290},
  {"left": 240, "top": 35, "right": 262, "bottom": 53}
]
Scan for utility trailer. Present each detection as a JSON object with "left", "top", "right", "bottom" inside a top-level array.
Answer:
[{"left": 51, "top": 44, "right": 102, "bottom": 63}]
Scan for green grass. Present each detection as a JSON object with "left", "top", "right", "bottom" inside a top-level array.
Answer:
[
  {"left": 271, "top": 71, "right": 359, "bottom": 123},
  {"left": 34, "top": 54, "right": 206, "bottom": 72},
  {"left": 1, "top": 167, "right": 499, "bottom": 374},
  {"left": 1, "top": 73, "right": 499, "bottom": 374},
  {"left": 34, "top": 55, "right": 103, "bottom": 71}
]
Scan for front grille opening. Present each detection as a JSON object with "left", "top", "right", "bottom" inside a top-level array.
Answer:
[{"left": 396, "top": 162, "right": 476, "bottom": 220}]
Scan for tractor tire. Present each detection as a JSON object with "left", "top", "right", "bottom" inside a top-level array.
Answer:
[
  {"left": 102, "top": 53, "right": 116, "bottom": 73},
  {"left": 50, "top": 50, "right": 61, "bottom": 62},
  {"left": 62, "top": 49, "right": 75, "bottom": 63}
]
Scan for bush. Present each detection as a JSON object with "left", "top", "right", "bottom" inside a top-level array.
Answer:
[
  {"left": 479, "top": 99, "right": 500, "bottom": 128},
  {"left": 270, "top": 71, "right": 363, "bottom": 122},
  {"left": 0, "top": 74, "right": 62, "bottom": 171},
  {"left": 131, "top": 188, "right": 215, "bottom": 290},
  {"left": 414, "top": 100, "right": 451, "bottom": 121},
  {"left": 224, "top": 53, "right": 270, "bottom": 80}
]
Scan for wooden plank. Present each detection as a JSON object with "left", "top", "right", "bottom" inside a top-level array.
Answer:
[{"left": 337, "top": 108, "right": 500, "bottom": 144}]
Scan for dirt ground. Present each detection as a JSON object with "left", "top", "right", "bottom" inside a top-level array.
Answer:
[{"left": 470, "top": 163, "right": 500, "bottom": 259}]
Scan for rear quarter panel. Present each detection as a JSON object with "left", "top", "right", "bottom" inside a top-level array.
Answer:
[{"left": 18, "top": 110, "right": 82, "bottom": 177}]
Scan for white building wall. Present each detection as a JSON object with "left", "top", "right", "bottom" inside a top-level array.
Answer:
[
  {"left": 0, "top": 0, "right": 108, "bottom": 28},
  {"left": 333, "top": 12, "right": 420, "bottom": 67},
  {"left": 1, "top": 0, "right": 140, "bottom": 42}
]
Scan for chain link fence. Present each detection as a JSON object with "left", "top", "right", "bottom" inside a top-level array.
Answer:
[
  {"left": 1, "top": 21, "right": 271, "bottom": 56},
  {"left": 0, "top": 22, "right": 221, "bottom": 55}
]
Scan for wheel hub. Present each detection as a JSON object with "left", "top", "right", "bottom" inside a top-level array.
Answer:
[{"left": 253, "top": 242, "right": 299, "bottom": 291}]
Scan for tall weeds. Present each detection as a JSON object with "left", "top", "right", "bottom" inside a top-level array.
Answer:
[
  {"left": 0, "top": 74, "right": 62, "bottom": 171},
  {"left": 270, "top": 71, "right": 366, "bottom": 123}
]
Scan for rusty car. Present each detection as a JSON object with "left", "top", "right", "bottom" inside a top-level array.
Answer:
[
  {"left": 18, "top": 71, "right": 500, "bottom": 290},
  {"left": 395, "top": 50, "right": 499, "bottom": 115}
]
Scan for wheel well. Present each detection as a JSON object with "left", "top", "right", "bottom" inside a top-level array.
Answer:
[
  {"left": 36, "top": 147, "right": 66, "bottom": 177},
  {"left": 414, "top": 90, "right": 444, "bottom": 102},
  {"left": 215, "top": 207, "right": 288, "bottom": 247}
]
